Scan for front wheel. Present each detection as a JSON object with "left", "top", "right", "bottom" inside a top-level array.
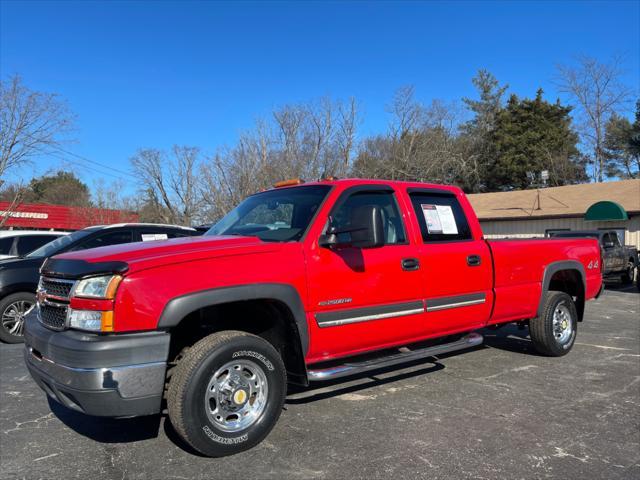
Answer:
[
  {"left": 529, "top": 291, "right": 577, "bottom": 356},
  {"left": 167, "top": 331, "right": 286, "bottom": 457},
  {"left": 0, "top": 292, "right": 35, "bottom": 343}
]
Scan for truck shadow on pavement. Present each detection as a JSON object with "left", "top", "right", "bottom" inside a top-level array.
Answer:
[
  {"left": 480, "top": 325, "right": 540, "bottom": 356},
  {"left": 285, "top": 359, "right": 446, "bottom": 405},
  {"left": 48, "top": 397, "right": 208, "bottom": 456},
  {"left": 47, "top": 397, "right": 162, "bottom": 443},
  {"left": 286, "top": 324, "right": 547, "bottom": 405}
]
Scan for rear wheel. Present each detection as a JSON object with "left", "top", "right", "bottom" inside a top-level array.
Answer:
[
  {"left": 167, "top": 330, "right": 286, "bottom": 457},
  {"left": 621, "top": 261, "right": 635, "bottom": 285},
  {"left": 529, "top": 291, "right": 577, "bottom": 356},
  {"left": 0, "top": 292, "right": 35, "bottom": 343}
]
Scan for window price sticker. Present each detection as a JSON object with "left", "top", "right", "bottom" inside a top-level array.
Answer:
[
  {"left": 141, "top": 233, "right": 168, "bottom": 241},
  {"left": 421, "top": 204, "right": 458, "bottom": 235}
]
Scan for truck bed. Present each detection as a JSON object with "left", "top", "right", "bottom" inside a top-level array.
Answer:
[{"left": 487, "top": 237, "right": 602, "bottom": 324}]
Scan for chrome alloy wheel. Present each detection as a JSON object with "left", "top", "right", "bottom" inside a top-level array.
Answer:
[
  {"left": 552, "top": 301, "right": 573, "bottom": 345},
  {"left": 204, "top": 359, "right": 269, "bottom": 432},
  {"left": 1, "top": 300, "right": 34, "bottom": 337}
]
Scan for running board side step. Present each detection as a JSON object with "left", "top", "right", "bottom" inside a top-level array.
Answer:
[{"left": 307, "top": 332, "right": 483, "bottom": 381}]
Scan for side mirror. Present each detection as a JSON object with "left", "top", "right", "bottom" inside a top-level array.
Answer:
[
  {"left": 319, "top": 205, "right": 385, "bottom": 249},
  {"left": 603, "top": 241, "right": 614, "bottom": 249}
]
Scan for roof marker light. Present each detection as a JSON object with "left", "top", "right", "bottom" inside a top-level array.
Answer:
[{"left": 274, "top": 179, "right": 305, "bottom": 188}]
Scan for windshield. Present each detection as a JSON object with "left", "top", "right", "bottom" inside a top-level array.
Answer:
[
  {"left": 26, "top": 229, "right": 92, "bottom": 258},
  {"left": 206, "top": 185, "right": 331, "bottom": 242}
]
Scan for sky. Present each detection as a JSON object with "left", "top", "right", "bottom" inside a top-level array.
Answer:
[{"left": 1, "top": 0, "right": 639, "bottom": 194}]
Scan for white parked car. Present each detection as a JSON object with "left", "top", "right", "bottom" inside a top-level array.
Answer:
[{"left": 0, "top": 230, "right": 69, "bottom": 260}]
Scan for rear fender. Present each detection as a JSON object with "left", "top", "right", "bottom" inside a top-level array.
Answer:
[{"left": 538, "top": 260, "right": 586, "bottom": 321}]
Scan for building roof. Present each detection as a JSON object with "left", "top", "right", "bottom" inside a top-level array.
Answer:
[{"left": 467, "top": 179, "right": 640, "bottom": 221}]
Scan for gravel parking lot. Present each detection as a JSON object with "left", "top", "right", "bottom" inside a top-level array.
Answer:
[{"left": 1, "top": 285, "right": 638, "bottom": 480}]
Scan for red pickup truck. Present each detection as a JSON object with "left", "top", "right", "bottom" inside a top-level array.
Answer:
[{"left": 24, "top": 179, "right": 603, "bottom": 457}]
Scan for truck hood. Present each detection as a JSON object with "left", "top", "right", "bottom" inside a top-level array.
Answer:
[{"left": 50, "top": 235, "right": 281, "bottom": 275}]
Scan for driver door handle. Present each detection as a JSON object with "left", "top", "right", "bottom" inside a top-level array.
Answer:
[
  {"left": 401, "top": 258, "right": 420, "bottom": 271},
  {"left": 467, "top": 255, "right": 482, "bottom": 267}
]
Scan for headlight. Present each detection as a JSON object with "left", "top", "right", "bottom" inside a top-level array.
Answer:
[
  {"left": 68, "top": 309, "right": 114, "bottom": 332},
  {"left": 73, "top": 275, "right": 122, "bottom": 299}
]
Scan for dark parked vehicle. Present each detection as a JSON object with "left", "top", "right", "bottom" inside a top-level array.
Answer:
[
  {"left": 550, "top": 230, "right": 638, "bottom": 283},
  {"left": 0, "top": 231, "right": 68, "bottom": 260},
  {"left": 0, "top": 223, "right": 199, "bottom": 343}
]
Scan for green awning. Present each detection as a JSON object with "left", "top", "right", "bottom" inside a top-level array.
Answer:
[{"left": 585, "top": 201, "right": 629, "bottom": 221}]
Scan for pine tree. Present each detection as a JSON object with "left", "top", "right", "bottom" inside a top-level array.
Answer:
[
  {"left": 460, "top": 70, "right": 508, "bottom": 191},
  {"left": 489, "top": 89, "right": 585, "bottom": 190},
  {"left": 603, "top": 101, "right": 640, "bottom": 179}
]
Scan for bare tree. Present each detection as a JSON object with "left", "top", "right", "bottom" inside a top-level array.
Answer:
[
  {"left": 0, "top": 75, "right": 75, "bottom": 178},
  {"left": 130, "top": 146, "right": 203, "bottom": 225},
  {"left": 557, "top": 55, "right": 635, "bottom": 182},
  {"left": 199, "top": 97, "right": 361, "bottom": 223},
  {"left": 336, "top": 97, "right": 359, "bottom": 171},
  {"left": 0, "top": 75, "right": 75, "bottom": 226},
  {"left": 352, "top": 86, "right": 465, "bottom": 185}
]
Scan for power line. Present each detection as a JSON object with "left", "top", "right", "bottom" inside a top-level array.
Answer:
[
  {"left": 18, "top": 131, "right": 135, "bottom": 178},
  {"left": 40, "top": 150, "right": 137, "bottom": 185},
  {"left": 46, "top": 144, "right": 133, "bottom": 177}
]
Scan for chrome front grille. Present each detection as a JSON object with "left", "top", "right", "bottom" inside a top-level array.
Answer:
[
  {"left": 39, "top": 303, "right": 68, "bottom": 330},
  {"left": 37, "top": 277, "right": 75, "bottom": 330},
  {"left": 40, "top": 277, "right": 75, "bottom": 301}
]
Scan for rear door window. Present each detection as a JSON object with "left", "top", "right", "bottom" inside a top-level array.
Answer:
[
  {"left": 15, "top": 235, "right": 60, "bottom": 256},
  {"left": 0, "top": 237, "right": 15, "bottom": 255},
  {"left": 138, "top": 227, "right": 192, "bottom": 241},
  {"left": 73, "top": 230, "right": 133, "bottom": 251},
  {"left": 610, "top": 232, "right": 621, "bottom": 247},
  {"left": 603, "top": 233, "right": 614, "bottom": 246},
  {"left": 409, "top": 191, "right": 472, "bottom": 242}
]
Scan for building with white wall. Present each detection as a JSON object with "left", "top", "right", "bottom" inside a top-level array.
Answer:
[{"left": 467, "top": 179, "right": 640, "bottom": 248}]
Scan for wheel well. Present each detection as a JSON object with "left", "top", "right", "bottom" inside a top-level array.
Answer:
[
  {"left": 166, "top": 299, "right": 308, "bottom": 385},
  {"left": 548, "top": 269, "right": 585, "bottom": 321}
]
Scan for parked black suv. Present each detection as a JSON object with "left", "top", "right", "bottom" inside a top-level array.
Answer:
[{"left": 0, "top": 223, "right": 200, "bottom": 343}]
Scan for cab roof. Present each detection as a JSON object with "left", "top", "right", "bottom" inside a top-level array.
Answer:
[{"left": 271, "top": 177, "right": 463, "bottom": 194}]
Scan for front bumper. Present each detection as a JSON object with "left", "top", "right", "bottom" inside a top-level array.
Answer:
[{"left": 24, "top": 312, "right": 170, "bottom": 418}]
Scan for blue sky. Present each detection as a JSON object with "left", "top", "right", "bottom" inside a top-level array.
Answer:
[{"left": 1, "top": 0, "right": 639, "bottom": 193}]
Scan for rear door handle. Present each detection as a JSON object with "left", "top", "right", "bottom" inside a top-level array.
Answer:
[
  {"left": 467, "top": 255, "right": 482, "bottom": 267},
  {"left": 401, "top": 258, "right": 420, "bottom": 271}
]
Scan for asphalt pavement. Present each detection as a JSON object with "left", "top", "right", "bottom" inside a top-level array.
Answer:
[{"left": 1, "top": 284, "right": 639, "bottom": 480}]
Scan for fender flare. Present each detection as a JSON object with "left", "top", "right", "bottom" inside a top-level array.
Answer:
[
  {"left": 157, "top": 283, "right": 309, "bottom": 355},
  {"left": 537, "top": 260, "right": 586, "bottom": 320}
]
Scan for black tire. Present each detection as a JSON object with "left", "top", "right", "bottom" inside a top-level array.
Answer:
[
  {"left": 0, "top": 292, "right": 35, "bottom": 344},
  {"left": 621, "top": 261, "right": 635, "bottom": 285},
  {"left": 529, "top": 291, "right": 577, "bottom": 357},
  {"left": 167, "top": 330, "right": 286, "bottom": 457}
]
